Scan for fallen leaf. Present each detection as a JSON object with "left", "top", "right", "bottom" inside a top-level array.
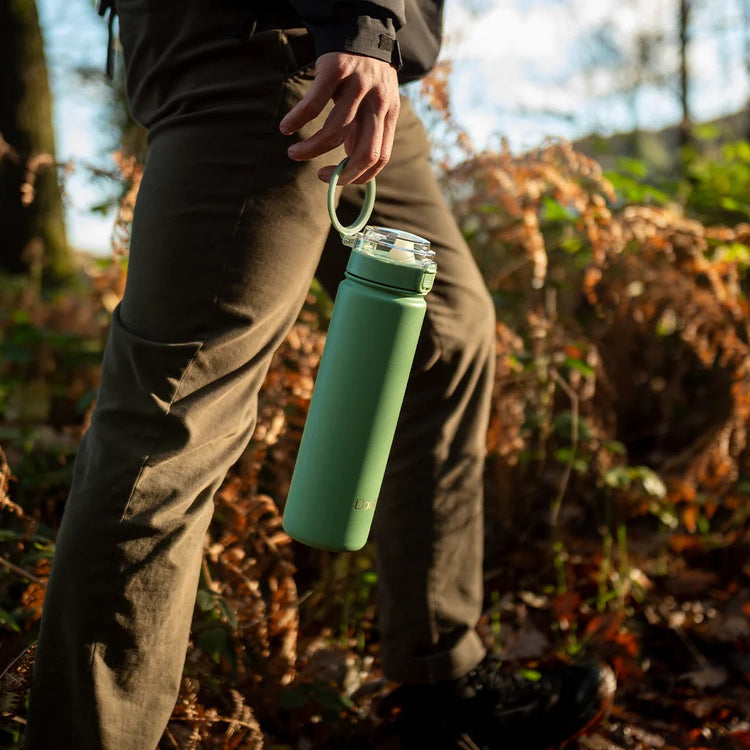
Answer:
[{"left": 681, "top": 666, "right": 729, "bottom": 690}]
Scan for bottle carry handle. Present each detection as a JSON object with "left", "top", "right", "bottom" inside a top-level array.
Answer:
[{"left": 327, "top": 158, "right": 377, "bottom": 243}]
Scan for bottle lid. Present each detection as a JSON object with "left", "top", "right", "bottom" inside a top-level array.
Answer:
[
  {"left": 351, "top": 226, "right": 434, "bottom": 266},
  {"left": 346, "top": 226, "right": 437, "bottom": 295}
]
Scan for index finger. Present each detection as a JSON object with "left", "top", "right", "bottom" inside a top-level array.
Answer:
[{"left": 279, "top": 74, "right": 337, "bottom": 135}]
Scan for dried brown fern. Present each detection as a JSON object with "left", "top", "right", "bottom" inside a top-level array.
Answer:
[
  {"left": 590, "top": 207, "right": 750, "bottom": 509},
  {"left": 0, "top": 644, "right": 36, "bottom": 729},
  {"left": 0, "top": 446, "right": 22, "bottom": 519},
  {"left": 443, "top": 138, "right": 750, "bottom": 534}
]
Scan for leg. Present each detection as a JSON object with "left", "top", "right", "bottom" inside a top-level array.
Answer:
[
  {"left": 317, "top": 96, "right": 496, "bottom": 683},
  {"left": 372, "top": 101, "right": 496, "bottom": 684},
  {"left": 26, "top": 5, "right": 337, "bottom": 748}
]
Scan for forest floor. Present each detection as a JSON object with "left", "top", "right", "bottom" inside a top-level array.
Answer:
[
  {"left": 2, "top": 444, "right": 750, "bottom": 750},
  {"left": 242, "top": 514, "right": 750, "bottom": 750}
]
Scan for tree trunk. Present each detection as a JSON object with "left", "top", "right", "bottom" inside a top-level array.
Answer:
[
  {"left": 678, "top": 0, "right": 692, "bottom": 146},
  {"left": 742, "top": 0, "right": 750, "bottom": 139},
  {"left": 0, "top": 0, "right": 71, "bottom": 282}
]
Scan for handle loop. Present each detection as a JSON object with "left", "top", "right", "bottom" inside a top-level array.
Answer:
[{"left": 327, "top": 158, "right": 376, "bottom": 239}]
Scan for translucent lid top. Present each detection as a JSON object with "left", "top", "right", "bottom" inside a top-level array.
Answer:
[
  {"left": 347, "top": 226, "right": 435, "bottom": 270},
  {"left": 344, "top": 226, "right": 437, "bottom": 295}
]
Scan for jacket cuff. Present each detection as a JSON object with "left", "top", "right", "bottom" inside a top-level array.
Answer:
[{"left": 310, "top": 15, "right": 403, "bottom": 69}]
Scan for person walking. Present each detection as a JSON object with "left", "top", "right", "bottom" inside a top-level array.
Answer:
[{"left": 25, "top": 1, "right": 614, "bottom": 748}]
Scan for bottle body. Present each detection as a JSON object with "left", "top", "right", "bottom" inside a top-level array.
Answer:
[{"left": 282, "top": 276, "right": 427, "bottom": 551}]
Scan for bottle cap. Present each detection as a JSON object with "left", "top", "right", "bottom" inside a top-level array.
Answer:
[{"left": 347, "top": 226, "right": 437, "bottom": 295}]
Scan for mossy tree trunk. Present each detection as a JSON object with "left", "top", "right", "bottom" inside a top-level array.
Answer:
[{"left": 0, "top": 0, "right": 72, "bottom": 282}]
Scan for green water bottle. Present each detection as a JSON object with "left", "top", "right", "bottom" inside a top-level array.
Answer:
[{"left": 282, "top": 161, "right": 438, "bottom": 551}]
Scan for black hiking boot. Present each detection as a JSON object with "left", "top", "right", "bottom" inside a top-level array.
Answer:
[{"left": 378, "top": 657, "right": 616, "bottom": 749}]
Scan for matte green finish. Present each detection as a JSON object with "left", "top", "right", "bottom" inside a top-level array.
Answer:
[{"left": 283, "top": 233, "right": 436, "bottom": 551}]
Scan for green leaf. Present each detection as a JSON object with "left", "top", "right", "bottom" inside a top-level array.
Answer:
[
  {"left": 656, "top": 308, "right": 679, "bottom": 337},
  {"left": 604, "top": 170, "right": 669, "bottom": 205},
  {"left": 553, "top": 411, "right": 591, "bottom": 440},
  {"left": 11, "top": 310, "right": 31, "bottom": 325},
  {"left": 0, "top": 607, "right": 22, "bottom": 633},
  {"left": 519, "top": 668, "right": 542, "bottom": 681},
  {"left": 714, "top": 242, "right": 750, "bottom": 266},
  {"left": 217, "top": 596, "right": 238, "bottom": 631},
  {"left": 542, "top": 196, "right": 577, "bottom": 222},
  {"left": 636, "top": 468, "right": 666, "bottom": 498},
  {"left": 720, "top": 196, "right": 750, "bottom": 214},
  {"left": 655, "top": 506, "right": 679, "bottom": 529},
  {"left": 604, "top": 467, "right": 631, "bottom": 489},
  {"left": 563, "top": 357, "right": 594, "bottom": 377},
  {"left": 693, "top": 123, "right": 721, "bottom": 141},
  {"left": 615, "top": 156, "right": 648, "bottom": 178},
  {"left": 553, "top": 448, "right": 588, "bottom": 473},
  {"left": 309, "top": 683, "right": 354, "bottom": 712},
  {"left": 560, "top": 236, "right": 584, "bottom": 254},
  {"left": 196, "top": 589, "right": 215, "bottom": 612},
  {"left": 601, "top": 439, "right": 626, "bottom": 455},
  {"left": 196, "top": 626, "right": 230, "bottom": 663},
  {"left": 736, "top": 140, "right": 750, "bottom": 162}
]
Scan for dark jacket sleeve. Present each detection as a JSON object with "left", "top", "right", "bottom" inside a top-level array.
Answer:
[{"left": 288, "top": 1, "right": 405, "bottom": 67}]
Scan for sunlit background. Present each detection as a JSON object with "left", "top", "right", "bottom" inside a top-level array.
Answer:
[{"left": 37, "top": 0, "right": 750, "bottom": 253}]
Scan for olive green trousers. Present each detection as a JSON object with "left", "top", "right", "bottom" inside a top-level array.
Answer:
[{"left": 26, "top": 3, "right": 496, "bottom": 748}]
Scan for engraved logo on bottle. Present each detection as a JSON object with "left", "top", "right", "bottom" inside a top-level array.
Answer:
[{"left": 353, "top": 498, "right": 376, "bottom": 511}]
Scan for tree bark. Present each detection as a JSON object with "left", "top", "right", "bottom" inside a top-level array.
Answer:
[
  {"left": 678, "top": 0, "right": 692, "bottom": 146},
  {"left": 742, "top": 0, "right": 750, "bottom": 139},
  {"left": 0, "top": 0, "right": 71, "bottom": 281}
]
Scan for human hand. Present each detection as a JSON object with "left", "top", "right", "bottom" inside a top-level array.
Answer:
[{"left": 279, "top": 52, "right": 400, "bottom": 185}]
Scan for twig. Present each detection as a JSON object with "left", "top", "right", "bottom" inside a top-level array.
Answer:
[
  {"left": 0, "top": 556, "right": 44, "bottom": 585},
  {"left": 170, "top": 714, "right": 261, "bottom": 732},
  {"left": 0, "top": 133, "right": 21, "bottom": 165},
  {"left": 162, "top": 725, "right": 180, "bottom": 750},
  {"left": 457, "top": 735, "right": 481, "bottom": 750},
  {"left": 549, "top": 368, "right": 579, "bottom": 528}
]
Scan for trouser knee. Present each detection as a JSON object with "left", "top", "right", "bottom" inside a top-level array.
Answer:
[{"left": 423, "top": 280, "right": 496, "bottom": 381}]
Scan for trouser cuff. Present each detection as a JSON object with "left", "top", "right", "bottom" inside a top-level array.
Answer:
[{"left": 381, "top": 629, "right": 486, "bottom": 685}]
